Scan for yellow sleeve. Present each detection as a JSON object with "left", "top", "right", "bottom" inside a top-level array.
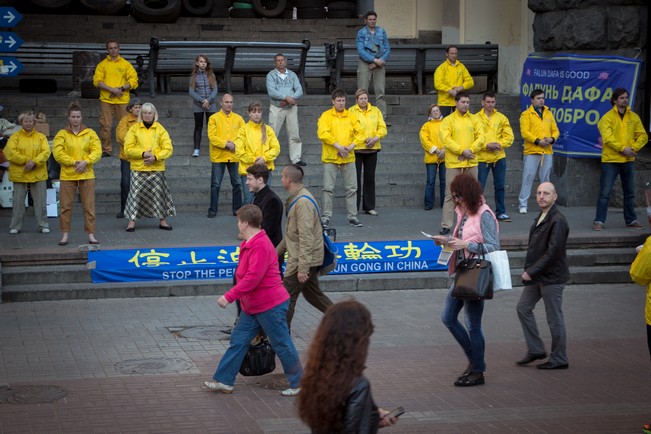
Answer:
[
  {"left": 125, "top": 61, "right": 138, "bottom": 90},
  {"left": 420, "top": 122, "right": 435, "bottom": 152},
  {"left": 631, "top": 237, "right": 651, "bottom": 286},
  {"left": 317, "top": 112, "right": 337, "bottom": 146},
  {"left": 123, "top": 126, "right": 141, "bottom": 160},
  {"left": 351, "top": 116, "right": 365, "bottom": 147},
  {"left": 116, "top": 116, "right": 130, "bottom": 145},
  {"left": 461, "top": 64, "right": 474, "bottom": 90},
  {"left": 152, "top": 126, "right": 173, "bottom": 161},
  {"left": 470, "top": 115, "right": 485, "bottom": 154},
  {"left": 374, "top": 108, "right": 387, "bottom": 139},
  {"left": 434, "top": 63, "right": 447, "bottom": 92},
  {"left": 34, "top": 133, "right": 51, "bottom": 165},
  {"left": 92, "top": 59, "right": 106, "bottom": 87},
  {"left": 207, "top": 115, "right": 226, "bottom": 149},
  {"left": 598, "top": 113, "right": 623, "bottom": 153},
  {"left": 52, "top": 131, "right": 75, "bottom": 166},
  {"left": 3, "top": 134, "right": 27, "bottom": 164},
  {"left": 440, "top": 117, "right": 461, "bottom": 155},
  {"left": 86, "top": 130, "right": 102, "bottom": 164},
  {"left": 632, "top": 114, "right": 649, "bottom": 151},
  {"left": 549, "top": 114, "right": 560, "bottom": 140},
  {"left": 264, "top": 126, "right": 280, "bottom": 162},
  {"left": 235, "top": 125, "right": 255, "bottom": 165},
  {"left": 520, "top": 111, "right": 537, "bottom": 144},
  {"left": 498, "top": 115, "right": 514, "bottom": 149}
]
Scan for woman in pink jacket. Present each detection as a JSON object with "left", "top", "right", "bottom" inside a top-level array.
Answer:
[{"left": 204, "top": 204, "right": 303, "bottom": 396}]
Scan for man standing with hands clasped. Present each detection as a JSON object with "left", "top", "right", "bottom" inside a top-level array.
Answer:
[
  {"left": 592, "top": 87, "right": 648, "bottom": 231},
  {"left": 516, "top": 182, "right": 570, "bottom": 370},
  {"left": 356, "top": 10, "right": 390, "bottom": 120}
]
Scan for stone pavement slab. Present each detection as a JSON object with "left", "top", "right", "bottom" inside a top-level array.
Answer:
[{"left": 0, "top": 284, "right": 649, "bottom": 433}]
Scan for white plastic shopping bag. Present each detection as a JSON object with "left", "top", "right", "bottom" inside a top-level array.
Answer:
[{"left": 485, "top": 250, "right": 512, "bottom": 291}]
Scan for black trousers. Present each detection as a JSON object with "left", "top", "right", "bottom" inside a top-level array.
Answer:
[{"left": 355, "top": 151, "right": 378, "bottom": 212}]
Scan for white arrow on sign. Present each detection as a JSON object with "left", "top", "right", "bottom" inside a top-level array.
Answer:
[
  {"left": 6, "top": 60, "right": 17, "bottom": 73},
  {"left": 3, "top": 10, "right": 15, "bottom": 24},
  {"left": 2, "top": 35, "right": 16, "bottom": 48}
]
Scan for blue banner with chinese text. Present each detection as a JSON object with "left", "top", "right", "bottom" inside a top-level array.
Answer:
[
  {"left": 520, "top": 54, "right": 642, "bottom": 158},
  {"left": 88, "top": 240, "right": 448, "bottom": 283}
]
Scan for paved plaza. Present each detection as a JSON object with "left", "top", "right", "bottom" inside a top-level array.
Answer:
[{"left": 0, "top": 283, "right": 649, "bottom": 433}]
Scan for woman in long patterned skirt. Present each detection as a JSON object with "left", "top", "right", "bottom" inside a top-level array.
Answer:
[{"left": 123, "top": 102, "right": 175, "bottom": 231}]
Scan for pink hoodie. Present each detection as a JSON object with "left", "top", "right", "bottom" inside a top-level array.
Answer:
[{"left": 224, "top": 230, "right": 289, "bottom": 315}]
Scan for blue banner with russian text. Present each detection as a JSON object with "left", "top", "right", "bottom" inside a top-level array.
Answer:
[
  {"left": 520, "top": 54, "right": 642, "bottom": 158},
  {"left": 88, "top": 240, "right": 448, "bottom": 283}
]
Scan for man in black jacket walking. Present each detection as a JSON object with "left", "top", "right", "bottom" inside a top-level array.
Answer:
[
  {"left": 515, "top": 182, "right": 570, "bottom": 370},
  {"left": 246, "top": 163, "right": 283, "bottom": 247}
]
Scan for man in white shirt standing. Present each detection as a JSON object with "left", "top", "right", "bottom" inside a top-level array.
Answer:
[{"left": 266, "top": 53, "right": 306, "bottom": 166}]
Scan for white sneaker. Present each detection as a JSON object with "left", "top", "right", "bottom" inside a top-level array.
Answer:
[
  {"left": 203, "top": 380, "right": 233, "bottom": 394},
  {"left": 41, "top": 228, "right": 50, "bottom": 234},
  {"left": 9, "top": 229, "right": 18, "bottom": 234},
  {"left": 192, "top": 149, "right": 200, "bottom": 157},
  {"left": 519, "top": 207, "right": 527, "bottom": 214},
  {"left": 281, "top": 387, "right": 301, "bottom": 396}
]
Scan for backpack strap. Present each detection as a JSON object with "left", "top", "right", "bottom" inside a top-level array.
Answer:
[{"left": 287, "top": 194, "right": 320, "bottom": 217}]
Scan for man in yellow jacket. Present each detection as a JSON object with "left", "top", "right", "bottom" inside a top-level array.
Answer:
[
  {"left": 475, "top": 92, "right": 514, "bottom": 222},
  {"left": 93, "top": 40, "right": 138, "bottom": 157},
  {"left": 317, "top": 88, "right": 365, "bottom": 228},
  {"left": 207, "top": 93, "right": 245, "bottom": 217},
  {"left": 434, "top": 46, "right": 474, "bottom": 117},
  {"left": 517, "top": 89, "right": 559, "bottom": 214},
  {"left": 439, "top": 91, "right": 484, "bottom": 234},
  {"left": 630, "top": 236, "right": 651, "bottom": 360},
  {"left": 593, "top": 88, "right": 648, "bottom": 231}
]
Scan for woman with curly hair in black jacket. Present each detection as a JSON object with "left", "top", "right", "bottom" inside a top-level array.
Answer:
[{"left": 298, "top": 299, "right": 399, "bottom": 433}]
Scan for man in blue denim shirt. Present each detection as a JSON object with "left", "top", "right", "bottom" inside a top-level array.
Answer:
[{"left": 356, "top": 10, "right": 390, "bottom": 120}]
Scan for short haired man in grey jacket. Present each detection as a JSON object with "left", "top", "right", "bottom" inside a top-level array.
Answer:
[{"left": 266, "top": 54, "right": 306, "bottom": 166}]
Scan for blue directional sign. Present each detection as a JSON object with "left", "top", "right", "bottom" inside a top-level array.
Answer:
[
  {"left": 0, "top": 32, "right": 23, "bottom": 52},
  {"left": 0, "top": 7, "right": 22, "bottom": 27},
  {"left": 0, "top": 56, "right": 23, "bottom": 77}
]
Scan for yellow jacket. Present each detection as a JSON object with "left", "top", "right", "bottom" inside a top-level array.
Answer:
[
  {"left": 440, "top": 110, "right": 484, "bottom": 169},
  {"left": 317, "top": 107, "right": 365, "bottom": 164},
  {"left": 124, "top": 122, "right": 173, "bottom": 172},
  {"left": 598, "top": 106, "right": 648, "bottom": 163},
  {"left": 419, "top": 118, "right": 445, "bottom": 164},
  {"left": 474, "top": 109, "right": 514, "bottom": 163},
  {"left": 234, "top": 121, "right": 280, "bottom": 175},
  {"left": 207, "top": 110, "right": 245, "bottom": 163},
  {"left": 4, "top": 128, "right": 50, "bottom": 183},
  {"left": 349, "top": 103, "right": 387, "bottom": 152},
  {"left": 52, "top": 126, "right": 102, "bottom": 181},
  {"left": 630, "top": 236, "right": 651, "bottom": 325},
  {"left": 434, "top": 59, "right": 474, "bottom": 107},
  {"left": 92, "top": 55, "right": 138, "bottom": 104},
  {"left": 520, "top": 105, "right": 559, "bottom": 155},
  {"left": 116, "top": 113, "right": 139, "bottom": 160}
]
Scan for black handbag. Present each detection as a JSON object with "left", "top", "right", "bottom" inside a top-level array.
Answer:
[
  {"left": 239, "top": 334, "right": 276, "bottom": 376},
  {"left": 451, "top": 244, "right": 494, "bottom": 301}
]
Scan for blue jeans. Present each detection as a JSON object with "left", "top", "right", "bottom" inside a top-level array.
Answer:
[
  {"left": 209, "top": 162, "right": 242, "bottom": 215},
  {"left": 594, "top": 161, "right": 637, "bottom": 225},
  {"left": 441, "top": 287, "right": 486, "bottom": 372},
  {"left": 213, "top": 300, "right": 303, "bottom": 388},
  {"left": 478, "top": 159, "right": 507, "bottom": 215},
  {"left": 241, "top": 171, "right": 272, "bottom": 205},
  {"left": 424, "top": 163, "right": 445, "bottom": 209}
]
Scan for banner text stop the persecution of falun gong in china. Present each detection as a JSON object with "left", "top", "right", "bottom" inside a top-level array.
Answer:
[{"left": 520, "top": 54, "right": 642, "bottom": 158}]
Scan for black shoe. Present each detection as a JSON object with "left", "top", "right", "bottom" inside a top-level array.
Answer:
[
  {"left": 220, "top": 328, "right": 232, "bottom": 335},
  {"left": 439, "top": 228, "right": 451, "bottom": 235},
  {"left": 456, "top": 363, "right": 473, "bottom": 381},
  {"left": 159, "top": 224, "right": 173, "bottom": 231},
  {"left": 207, "top": 212, "right": 216, "bottom": 218},
  {"left": 515, "top": 353, "right": 547, "bottom": 365},
  {"left": 295, "top": 160, "right": 307, "bottom": 166},
  {"left": 126, "top": 226, "right": 135, "bottom": 232},
  {"left": 454, "top": 372, "right": 484, "bottom": 387},
  {"left": 116, "top": 212, "right": 124, "bottom": 219},
  {"left": 102, "top": 151, "right": 111, "bottom": 157},
  {"left": 536, "top": 362, "right": 569, "bottom": 370}
]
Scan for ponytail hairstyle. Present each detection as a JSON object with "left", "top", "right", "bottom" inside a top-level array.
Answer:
[
  {"left": 190, "top": 54, "right": 217, "bottom": 90},
  {"left": 67, "top": 101, "right": 82, "bottom": 116},
  {"left": 248, "top": 101, "right": 266, "bottom": 145}
]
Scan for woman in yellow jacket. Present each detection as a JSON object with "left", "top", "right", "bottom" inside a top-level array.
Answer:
[
  {"left": 235, "top": 101, "right": 280, "bottom": 204},
  {"left": 52, "top": 102, "right": 102, "bottom": 245},
  {"left": 419, "top": 104, "right": 446, "bottom": 210},
  {"left": 115, "top": 97, "right": 142, "bottom": 219},
  {"left": 349, "top": 89, "right": 387, "bottom": 216},
  {"left": 630, "top": 236, "right": 651, "bottom": 359},
  {"left": 4, "top": 111, "right": 51, "bottom": 234},
  {"left": 123, "top": 102, "right": 175, "bottom": 232}
]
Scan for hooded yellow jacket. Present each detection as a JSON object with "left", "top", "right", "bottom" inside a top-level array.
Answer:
[
  {"left": 434, "top": 59, "right": 474, "bottom": 107},
  {"left": 52, "top": 126, "right": 102, "bottom": 181},
  {"left": 440, "top": 110, "right": 484, "bottom": 169},
  {"left": 208, "top": 110, "right": 245, "bottom": 164},
  {"left": 317, "top": 107, "right": 365, "bottom": 164},
  {"left": 124, "top": 122, "right": 173, "bottom": 172},
  {"left": 520, "top": 105, "right": 559, "bottom": 155},
  {"left": 92, "top": 54, "right": 138, "bottom": 104},
  {"left": 598, "top": 106, "right": 648, "bottom": 163},
  {"left": 349, "top": 103, "right": 387, "bottom": 152},
  {"left": 475, "top": 109, "right": 514, "bottom": 163},
  {"left": 234, "top": 121, "right": 280, "bottom": 175},
  {"left": 4, "top": 128, "right": 50, "bottom": 183},
  {"left": 419, "top": 118, "right": 445, "bottom": 164},
  {"left": 116, "top": 113, "right": 138, "bottom": 160},
  {"left": 630, "top": 236, "right": 651, "bottom": 326}
]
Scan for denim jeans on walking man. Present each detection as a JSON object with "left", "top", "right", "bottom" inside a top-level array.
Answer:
[
  {"left": 209, "top": 162, "right": 242, "bottom": 216},
  {"left": 478, "top": 159, "right": 506, "bottom": 215},
  {"left": 594, "top": 161, "right": 637, "bottom": 225}
]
